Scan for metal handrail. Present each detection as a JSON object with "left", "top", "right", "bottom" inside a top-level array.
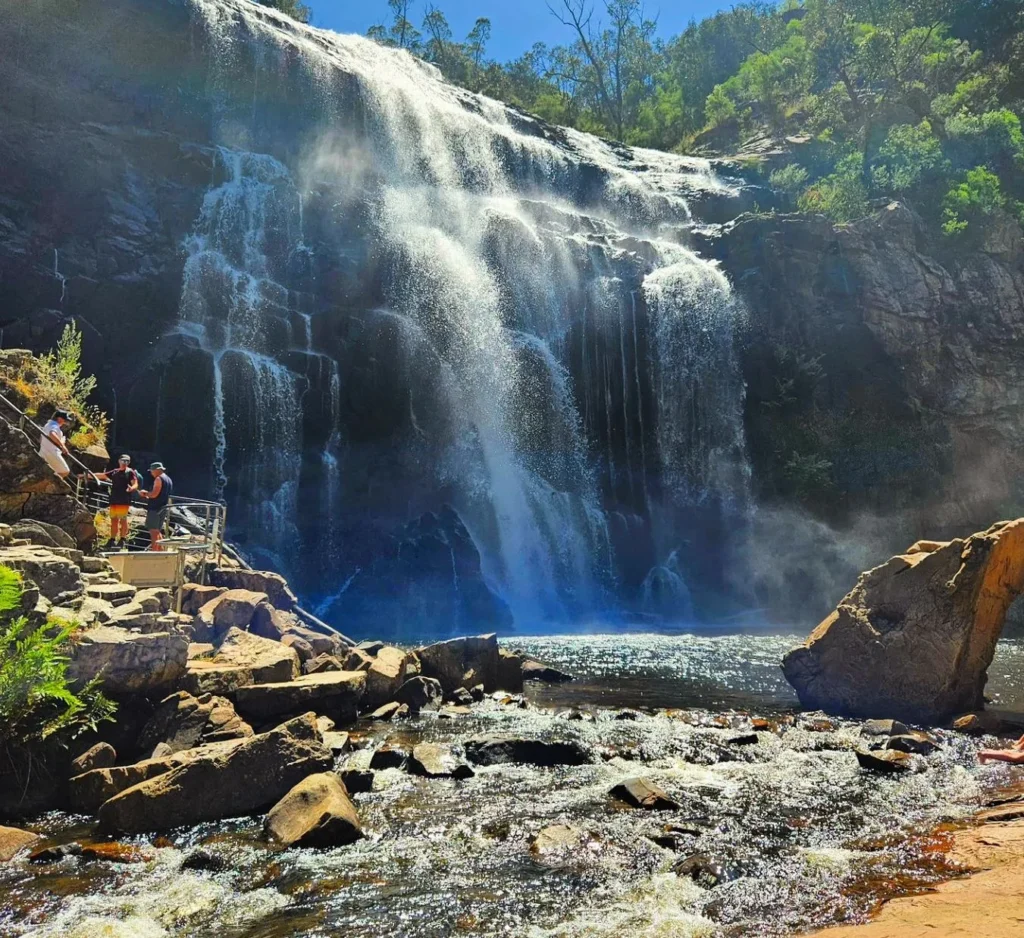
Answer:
[{"left": 0, "top": 389, "right": 102, "bottom": 483}]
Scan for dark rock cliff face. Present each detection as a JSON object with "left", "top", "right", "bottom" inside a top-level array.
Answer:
[{"left": 2, "top": 0, "right": 1024, "bottom": 634}]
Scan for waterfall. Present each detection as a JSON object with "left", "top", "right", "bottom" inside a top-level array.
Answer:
[{"left": 173, "top": 0, "right": 747, "bottom": 627}]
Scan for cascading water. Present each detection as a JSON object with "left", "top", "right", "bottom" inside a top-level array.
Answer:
[{"left": 172, "top": 0, "right": 748, "bottom": 630}]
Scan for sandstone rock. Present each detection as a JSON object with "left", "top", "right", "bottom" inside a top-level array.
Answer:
[
  {"left": 394, "top": 676, "right": 443, "bottom": 712},
  {"left": 80, "top": 841, "right": 154, "bottom": 863},
  {"left": 181, "top": 847, "right": 229, "bottom": 872},
  {"left": 417, "top": 634, "right": 499, "bottom": 694},
  {"left": 179, "top": 584, "right": 226, "bottom": 616},
  {"left": 886, "top": 732, "right": 938, "bottom": 755},
  {"left": 181, "top": 661, "right": 254, "bottom": 696},
  {"left": 464, "top": 735, "right": 592, "bottom": 767},
  {"left": 304, "top": 654, "right": 342, "bottom": 675},
  {"left": 281, "top": 633, "right": 315, "bottom": 663},
  {"left": 68, "top": 627, "right": 188, "bottom": 694},
  {"left": 496, "top": 649, "right": 525, "bottom": 693},
  {"left": 530, "top": 824, "right": 586, "bottom": 858},
  {"left": 951, "top": 711, "right": 1009, "bottom": 736},
  {"left": 11, "top": 519, "right": 75, "bottom": 550},
  {"left": 233, "top": 671, "right": 366, "bottom": 724},
  {"left": 783, "top": 520, "right": 1024, "bottom": 722},
  {"left": 855, "top": 749, "right": 915, "bottom": 773},
  {"left": 136, "top": 691, "right": 252, "bottom": 757},
  {"left": 363, "top": 646, "right": 413, "bottom": 709},
  {"left": 214, "top": 628, "right": 300, "bottom": 684},
  {"left": 264, "top": 772, "right": 362, "bottom": 848},
  {"left": 357, "top": 640, "right": 385, "bottom": 656},
  {"left": 447, "top": 687, "right": 474, "bottom": 706},
  {"left": 192, "top": 590, "right": 269, "bottom": 642},
  {"left": 672, "top": 852, "right": 736, "bottom": 888},
  {"left": 0, "top": 825, "right": 39, "bottom": 861},
  {"left": 522, "top": 660, "right": 573, "bottom": 683},
  {"left": 210, "top": 568, "right": 298, "bottom": 611},
  {"left": 0, "top": 544, "right": 84, "bottom": 604},
  {"left": 85, "top": 582, "right": 136, "bottom": 606},
  {"left": 408, "top": 743, "right": 474, "bottom": 779},
  {"left": 71, "top": 742, "right": 117, "bottom": 775},
  {"left": 135, "top": 588, "right": 173, "bottom": 614},
  {"left": 343, "top": 648, "right": 374, "bottom": 672},
  {"left": 609, "top": 777, "right": 680, "bottom": 810},
  {"left": 98, "top": 715, "right": 333, "bottom": 833},
  {"left": 370, "top": 701, "right": 409, "bottom": 721},
  {"left": 323, "top": 731, "right": 350, "bottom": 754}
]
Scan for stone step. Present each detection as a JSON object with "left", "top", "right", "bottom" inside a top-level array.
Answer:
[
  {"left": 85, "top": 582, "right": 137, "bottom": 606},
  {"left": 80, "top": 556, "right": 113, "bottom": 575},
  {"left": 83, "top": 572, "right": 119, "bottom": 585}
]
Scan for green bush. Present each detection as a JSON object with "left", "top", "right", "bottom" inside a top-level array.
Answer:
[
  {"left": 798, "top": 154, "right": 870, "bottom": 222},
  {"left": 705, "top": 84, "right": 737, "bottom": 128},
  {"left": 871, "top": 121, "right": 948, "bottom": 193},
  {"left": 0, "top": 566, "right": 115, "bottom": 746},
  {"left": 769, "top": 163, "right": 810, "bottom": 195},
  {"left": 942, "top": 165, "right": 1007, "bottom": 235}
]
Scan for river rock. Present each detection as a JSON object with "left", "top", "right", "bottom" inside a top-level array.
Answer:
[
  {"left": 530, "top": 824, "right": 586, "bottom": 858},
  {"left": 211, "top": 628, "right": 300, "bottom": 684},
  {"left": 861, "top": 719, "right": 910, "bottom": 738},
  {"left": 394, "top": 676, "right": 443, "bottom": 712},
  {"left": 464, "top": 735, "right": 592, "bottom": 767},
  {"left": 97, "top": 714, "right": 333, "bottom": 833},
  {"left": 672, "top": 852, "right": 735, "bottom": 887},
  {"left": 363, "top": 646, "right": 414, "bottom": 709},
  {"left": 370, "top": 701, "right": 409, "bottom": 721},
  {"left": 855, "top": 749, "right": 915, "bottom": 773},
  {"left": 340, "top": 769, "right": 374, "bottom": 794},
  {"left": 417, "top": 634, "right": 499, "bottom": 694},
  {"left": 304, "top": 654, "right": 343, "bottom": 675},
  {"left": 181, "top": 847, "right": 229, "bottom": 872},
  {"left": 210, "top": 568, "right": 298, "bottom": 611},
  {"left": 609, "top": 777, "right": 680, "bottom": 810},
  {"left": 0, "top": 825, "right": 39, "bottom": 861},
  {"left": 496, "top": 649, "right": 525, "bottom": 693},
  {"left": 323, "top": 731, "right": 350, "bottom": 754},
  {"left": 136, "top": 690, "right": 252, "bottom": 756},
  {"left": 232, "top": 671, "right": 366, "bottom": 724},
  {"left": 369, "top": 744, "right": 408, "bottom": 770},
  {"left": 192, "top": 589, "right": 269, "bottom": 642},
  {"left": 408, "top": 743, "right": 474, "bottom": 779},
  {"left": 783, "top": 521, "right": 1024, "bottom": 722},
  {"left": 264, "top": 772, "right": 362, "bottom": 848},
  {"left": 886, "top": 732, "right": 938, "bottom": 755},
  {"left": 71, "top": 742, "right": 117, "bottom": 776},
  {"left": 522, "top": 660, "right": 573, "bottom": 683},
  {"left": 67, "top": 626, "right": 188, "bottom": 694}
]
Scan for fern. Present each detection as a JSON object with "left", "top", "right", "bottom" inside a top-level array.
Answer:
[{"left": 0, "top": 565, "right": 116, "bottom": 745}]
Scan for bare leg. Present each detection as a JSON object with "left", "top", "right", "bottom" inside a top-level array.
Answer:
[
  {"left": 148, "top": 528, "right": 164, "bottom": 551},
  {"left": 979, "top": 749, "right": 1024, "bottom": 765}
]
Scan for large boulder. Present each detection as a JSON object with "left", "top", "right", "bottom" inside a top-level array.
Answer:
[
  {"left": 417, "top": 634, "right": 499, "bottom": 694},
  {"left": 191, "top": 589, "right": 269, "bottom": 642},
  {"left": 782, "top": 520, "right": 1024, "bottom": 722},
  {"left": 0, "top": 825, "right": 40, "bottom": 861},
  {"left": 363, "top": 646, "right": 413, "bottom": 710},
  {"left": 179, "top": 584, "right": 226, "bottom": 616},
  {"left": 136, "top": 690, "right": 252, "bottom": 757},
  {"left": 97, "top": 714, "right": 333, "bottom": 833},
  {"left": 264, "top": 772, "right": 362, "bottom": 847},
  {"left": 212, "top": 628, "right": 300, "bottom": 684},
  {"left": 210, "top": 568, "right": 298, "bottom": 611},
  {"left": 68, "top": 626, "right": 189, "bottom": 695},
  {"left": 233, "top": 671, "right": 366, "bottom": 724},
  {"left": 464, "top": 735, "right": 593, "bottom": 767}
]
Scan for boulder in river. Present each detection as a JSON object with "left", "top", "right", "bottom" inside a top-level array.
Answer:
[
  {"left": 394, "top": 676, "right": 443, "bottom": 712},
  {"left": 363, "top": 646, "right": 414, "bottom": 710},
  {"left": 0, "top": 825, "right": 39, "bottom": 861},
  {"left": 782, "top": 521, "right": 1024, "bottom": 722},
  {"left": 408, "top": 743, "right": 474, "bottom": 779},
  {"left": 98, "top": 714, "right": 333, "bottom": 833},
  {"left": 609, "top": 777, "right": 680, "bottom": 810},
  {"left": 233, "top": 671, "right": 366, "bottom": 724},
  {"left": 464, "top": 735, "right": 592, "bottom": 767},
  {"left": 522, "top": 660, "right": 574, "bottom": 683},
  {"left": 264, "top": 772, "right": 362, "bottom": 848},
  {"left": 417, "top": 634, "right": 500, "bottom": 694},
  {"left": 855, "top": 749, "right": 915, "bottom": 773}
]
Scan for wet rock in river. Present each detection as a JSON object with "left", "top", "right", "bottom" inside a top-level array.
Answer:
[
  {"left": 0, "top": 825, "right": 39, "bottom": 861},
  {"left": 950, "top": 711, "right": 1008, "bottom": 736},
  {"left": 340, "top": 769, "right": 374, "bottom": 794},
  {"left": 886, "top": 732, "right": 938, "bottom": 755},
  {"left": 80, "top": 841, "right": 155, "bottom": 863},
  {"left": 861, "top": 719, "right": 910, "bottom": 738},
  {"left": 855, "top": 748, "right": 915, "bottom": 773},
  {"left": 323, "top": 731, "right": 350, "bottom": 754},
  {"left": 417, "top": 634, "right": 500, "bottom": 694},
  {"left": 265, "top": 772, "right": 363, "bottom": 848},
  {"left": 614, "top": 709, "right": 642, "bottom": 721},
  {"left": 363, "top": 646, "right": 415, "bottom": 710},
  {"left": 71, "top": 742, "right": 117, "bottom": 775},
  {"left": 447, "top": 686, "right": 474, "bottom": 706},
  {"left": 522, "top": 660, "right": 573, "bottom": 683},
  {"left": 497, "top": 649, "right": 525, "bottom": 693},
  {"left": 97, "top": 714, "right": 334, "bottom": 833},
  {"left": 609, "top": 777, "right": 681, "bottom": 810},
  {"left": 369, "top": 744, "right": 408, "bottom": 770},
  {"left": 530, "top": 824, "right": 589, "bottom": 860},
  {"left": 464, "top": 735, "right": 593, "bottom": 767},
  {"left": 408, "top": 743, "right": 474, "bottom": 779},
  {"left": 673, "top": 852, "right": 736, "bottom": 888},
  {"left": 28, "top": 842, "right": 82, "bottom": 864},
  {"left": 394, "top": 676, "right": 443, "bottom": 712},
  {"left": 180, "top": 847, "right": 229, "bottom": 872},
  {"left": 728, "top": 733, "right": 759, "bottom": 746}
]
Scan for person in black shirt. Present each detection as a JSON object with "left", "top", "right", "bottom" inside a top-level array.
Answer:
[
  {"left": 91, "top": 455, "right": 141, "bottom": 549},
  {"left": 138, "top": 461, "right": 174, "bottom": 551}
]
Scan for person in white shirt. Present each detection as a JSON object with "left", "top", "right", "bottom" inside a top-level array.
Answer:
[{"left": 38, "top": 409, "right": 73, "bottom": 479}]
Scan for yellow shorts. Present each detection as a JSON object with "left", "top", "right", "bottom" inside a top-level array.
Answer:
[{"left": 108, "top": 504, "right": 130, "bottom": 519}]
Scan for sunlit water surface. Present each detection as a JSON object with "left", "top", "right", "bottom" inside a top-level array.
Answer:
[{"left": 2, "top": 632, "right": 1023, "bottom": 938}]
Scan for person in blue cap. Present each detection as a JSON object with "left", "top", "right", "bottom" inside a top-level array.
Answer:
[{"left": 138, "top": 461, "right": 174, "bottom": 551}]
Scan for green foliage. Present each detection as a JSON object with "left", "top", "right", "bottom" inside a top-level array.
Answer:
[
  {"left": 798, "top": 153, "right": 870, "bottom": 221},
  {"left": 769, "top": 163, "right": 810, "bottom": 194},
  {"left": 257, "top": 0, "right": 310, "bottom": 23},
  {"left": 941, "top": 166, "right": 1008, "bottom": 235},
  {"left": 871, "top": 121, "right": 947, "bottom": 192},
  {"left": 0, "top": 566, "right": 116, "bottom": 746},
  {"left": 705, "top": 84, "right": 737, "bottom": 128}
]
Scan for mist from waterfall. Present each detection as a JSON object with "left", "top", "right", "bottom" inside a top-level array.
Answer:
[{"left": 176, "top": 0, "right": 748, "bottom": 629}]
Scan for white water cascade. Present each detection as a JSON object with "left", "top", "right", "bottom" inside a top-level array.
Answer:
[{"left": 175, "top": 0, "right": 748, "bottom": 626}]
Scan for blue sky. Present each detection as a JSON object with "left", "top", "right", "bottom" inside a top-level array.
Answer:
[{"left": 307, "top": 0, "right": 735, "bottom": 63}]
